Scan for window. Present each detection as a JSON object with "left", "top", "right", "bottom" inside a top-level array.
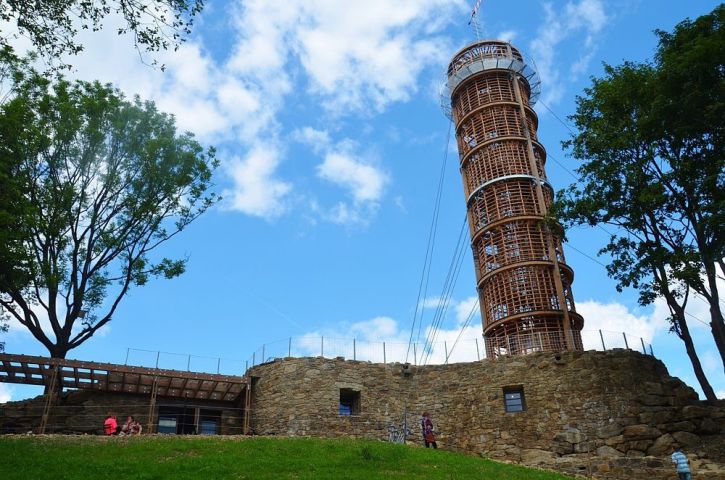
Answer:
[
  {"left": 157, "top": 406, "right": 222, "bottom": 434},
  {"left": 200, "top": 420, "right": 218, "bottom": 435},
  {"left": 157, "top": 406, "right": 195, "bottom": 434},
  {"left": 199, "top": 409, "right": 222, "bottom": 435},
  {"left": 157, "top": 416, "right": 177, "bottom": 434},
  {"left": 339, "top": 388, "right": 361, "bottom": 416},
  {"left": 503, "top": 387, "right": 526, "bottom": 413}
]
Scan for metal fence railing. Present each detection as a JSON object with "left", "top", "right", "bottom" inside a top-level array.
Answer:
[
  {"left": 242, "top": 329, "right": 654, "bottom": 371},
  {"left": 123, "top": 348, "right": 246, "bottom": 377},
  {"left": 121, "top": 330, "right": 654, "bottom": 377}
]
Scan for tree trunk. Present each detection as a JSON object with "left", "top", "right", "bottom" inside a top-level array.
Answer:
[
  {"left": 701, "top": 260, "right": 725, "bottom": 371},
  {"left": 677, "top": 313, "right": 718, "bottom": 404},
  {"left": 43, "top": 346, "right": 68, "bottom": 395},
  {"left": 708, "top": 305, "right": 725, "bottom": 372}
]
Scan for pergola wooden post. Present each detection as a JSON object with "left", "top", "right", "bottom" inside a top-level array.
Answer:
[{"left": 38, "top": 365, "right": 59, "bottom": 434}]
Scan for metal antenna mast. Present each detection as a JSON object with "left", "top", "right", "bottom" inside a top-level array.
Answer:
[{"left": 468, "top": 0, "right": 484, "bottom": 40}]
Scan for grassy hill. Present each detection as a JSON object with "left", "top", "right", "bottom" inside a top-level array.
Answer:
[{"left": 1, "top": 436, "right": 573, "bottom": 480}]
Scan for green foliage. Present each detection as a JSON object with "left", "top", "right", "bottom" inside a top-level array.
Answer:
[
  {"left": 0, "top": 51, "right": 219, "bottom": 357},
  {"left": 554, "top": 4, "right": 724, "bottom": 319},
  {"left": 552, "top": 5, "right": 724, "bottom": 396},
  {"left": 0, "top": 436, "right": 574, "bottom": 480},
  {"left": 0, "top": 0, "right": 204, "bottom": 67}
]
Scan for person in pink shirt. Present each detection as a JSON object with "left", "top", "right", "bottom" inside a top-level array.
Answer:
[{"left": 103, "top": 413, "right": 118, "bottom": 435}]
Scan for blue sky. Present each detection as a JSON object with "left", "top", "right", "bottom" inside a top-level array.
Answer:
[{"left": 2, "top": 0, "right": 723, "bottom": 402}]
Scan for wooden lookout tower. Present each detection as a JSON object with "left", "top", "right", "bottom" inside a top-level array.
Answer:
[{"left": 444, "top": 40, "right": 584, "bottom": 357}]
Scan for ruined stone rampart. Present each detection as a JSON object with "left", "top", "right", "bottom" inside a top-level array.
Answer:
[{"left": 248, "top": 349, "right": 725, "bottom": 479}]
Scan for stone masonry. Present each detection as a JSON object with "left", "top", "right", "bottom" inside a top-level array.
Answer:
[{"left": 248, "top": 349, "right": 725, "bottom": 479}]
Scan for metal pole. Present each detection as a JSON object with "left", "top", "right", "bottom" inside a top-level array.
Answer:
[
  {"left": 262, "top": 344, "right": 266, "bottom": 363},
  {"left": 187, "top": 355, "right": 191, "bottom": 371},
  {"left": 155, "top": 351, "right": 160, "bottom": 369},
  {"left": 353, "top": 338, "right": 356, "bottom": 361},
  {"left": 383, "top": 342, "right": 386, "bottom": 364},
  {"left": 599, "top": 330, "right": 605, "bottom": 350},
  {"left": 640, "top": 337, "right": 646, "bottom": 354},
  {"left": 403, "top": 405, "right": 408, "bottom": 443},
  {"left": 413, "top": 343, "right": 417, "bottom": 365},
  {"left": 444, "top": 341, "right": 449, "bottom": 364},
  {"left": 622, "top": 332, "right": 629, "bottom": 349},
  {"left": 125, "top": 348, "right": 130, "bottom": 365},
  {"left": 649, "top": 345, "right": 654, "bottom": 356},
  {"left": 245, "top": 360, "right": 248, "bottom": 372},
  {"left": 475, "top": 338, "right": 480, "bottom": 361},
  {"left": 252, "top": 352, "right": 255, "bottom": 366},
  {"left": 217, "top": 357, "right": 221, "bottom": 374},
  {"left": 288, "top": 337, "right": 292, "bottom": 357}
]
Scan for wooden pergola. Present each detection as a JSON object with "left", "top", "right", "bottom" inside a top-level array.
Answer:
[{"left": 0, "top": 352, "right": 251, "bottom": 434}]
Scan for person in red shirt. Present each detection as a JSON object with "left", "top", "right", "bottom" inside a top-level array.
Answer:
[{"left": 103, "top": 414, "right": 118, "bottom": 435}]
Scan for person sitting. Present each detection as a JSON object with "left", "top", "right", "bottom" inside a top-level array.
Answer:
[
  {"left": 103, "top": 414, "right": 118, "bottom": 436},
  {"left": 120, "top": 416, "right": 143, "bottom": 435},
  {"left": 130, "top": 419, "right": 143, "bottom": 435}
]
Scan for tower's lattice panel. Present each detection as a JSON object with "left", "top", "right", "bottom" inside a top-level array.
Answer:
[{"left": 445, "top": 40, "right": 584, "bottom": 357}]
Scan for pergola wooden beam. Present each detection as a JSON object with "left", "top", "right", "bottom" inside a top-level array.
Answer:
[{"left": 0, "top": 353, "right": 248, "bottom": 402}]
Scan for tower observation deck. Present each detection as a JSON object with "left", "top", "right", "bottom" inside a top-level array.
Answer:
[{"left": 444, "top": 40, "right": 583, "bottom": 357}]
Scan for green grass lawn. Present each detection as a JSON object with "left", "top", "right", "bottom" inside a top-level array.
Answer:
[{"left": 0, "top": 436, "right": 574, "bottom": 480}]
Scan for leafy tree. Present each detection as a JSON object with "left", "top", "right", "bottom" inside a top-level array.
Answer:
[
  {"left": 0, "top": 52, "right": 218, "bottom": 359},
  {"left": 0, "top": 0, "right": 204, "bottom": 66},
  {"left": 553, "top": 6, "right": 723, "bottom": 402}
]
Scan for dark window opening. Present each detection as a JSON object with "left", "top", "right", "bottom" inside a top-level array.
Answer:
[
  {"left": 339, "top": 388, "right": 360, "bottom": 416},
  {"left": 199, "top": 409, "right": 221, "bottom": 435},
  {"left": 503, "top": 387, "right": 526, "bottom": 413},
  {"left": 158, "top": 406, "right": 219, "bottom": 434}
]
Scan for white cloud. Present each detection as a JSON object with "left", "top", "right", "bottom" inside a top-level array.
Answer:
[
  {"left": 317, "top": 152, "right": 388, "bottom": 203},
  {"left": 350, "top": 316, "right": 400, "bottom": 341},
  {"left": 498, "top": 30, "right": 517, "bottom": 43},
  {"left": 294, "top": 296, "right": 483, "bottom": 364},
  {"left": 529, "top": 0, "right": 608, "bottom": 105},
  {"left": 223, "top": 147, "right": 293, "bottom": 219},
  {"left": 421, "top": 297, "right": 443, "bottom": 309},
  {"left": 295, "top": 127, "right": 389, "bottom": 226},
  {"left": 454, "top": 296, "right": 479, "bottom": 325},
  {"left": 7, "top": 1, "right": 462, "bottom": 224},
  {"left": 0, "top": 383, "right": 13, "bottom": 403},
  {"left": 717, "top": 390, "right": 725, "bottom": 400},
  {"left": 292, "top": 127, "right": 332, "bottom": 155},
  {"left": 577, "top": 299, "right": 667, "bottom": 350},
  {"left": 290, "top": 0, "right": 460, "bottom": 113},
  {"left": 290, "top": 291, "right": 719, "bottom": 367}
]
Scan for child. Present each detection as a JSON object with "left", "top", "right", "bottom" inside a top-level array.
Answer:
[{"left": 670, "top": 444, "right": 692, "bottom": 480}]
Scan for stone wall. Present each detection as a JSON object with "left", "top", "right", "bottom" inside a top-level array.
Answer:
[
  {"left": 0, "top": 390, "right": 243, "bottom": 435},
  {"left": 248, "top": 349, "right": 725, "bottom": 479}
]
